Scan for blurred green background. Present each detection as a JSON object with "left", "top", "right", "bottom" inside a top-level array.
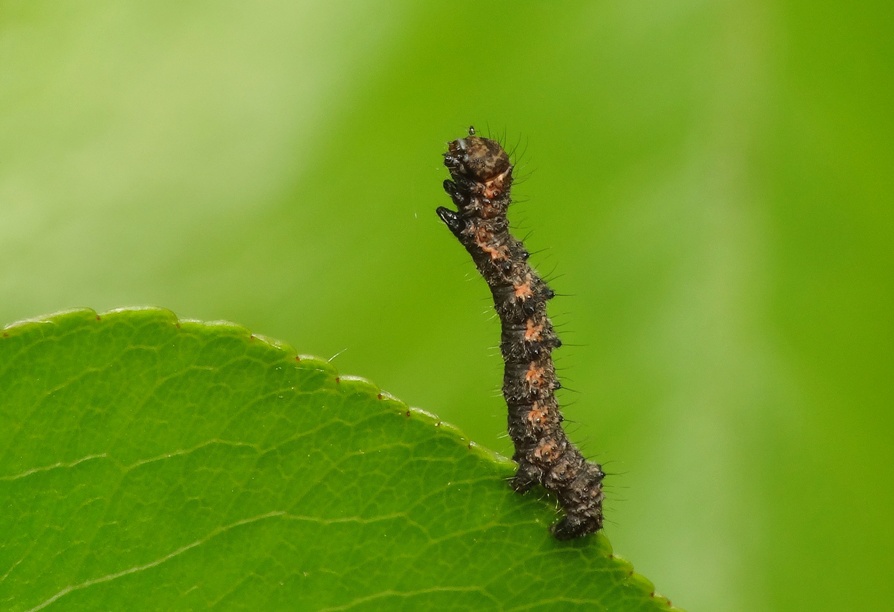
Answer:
[{"left": 2, "top": 2, "right": 891, "bottom": 610}]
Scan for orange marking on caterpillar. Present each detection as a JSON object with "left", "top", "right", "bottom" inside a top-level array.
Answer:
[
  {"left": 526, "top": 403, "right": 548, "bottom": 427},
  {"left": 534, "top": 438, "right": 559, "bottom": 461},
  {"left": 525, "top": 319, "right": 543, "bottom": 341},
  {"left": 514, "top": 281, "right": 533, "bottom": 299},
  {"left": 525, "top": 363, "right": 545, "bottom": 386}
]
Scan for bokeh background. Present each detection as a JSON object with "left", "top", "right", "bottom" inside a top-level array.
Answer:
[{"left": 2, "top": 2, "right": 891, "bottom": 610}]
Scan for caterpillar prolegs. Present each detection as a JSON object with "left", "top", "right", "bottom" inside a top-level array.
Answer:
[{"left": 436, "top": 128, "right": 605, "bottom": 540}]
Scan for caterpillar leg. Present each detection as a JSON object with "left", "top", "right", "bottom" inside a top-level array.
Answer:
[
  {"left": 550, "top": 513, "right": 601, "bottom": 541},
  {"left": 509, "top": 460, "right": 540, "bottom": 494}
]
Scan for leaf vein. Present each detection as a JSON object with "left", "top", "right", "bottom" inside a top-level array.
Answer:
[{"left": 25, "top": 511, "right": 286, "bottom": 612}]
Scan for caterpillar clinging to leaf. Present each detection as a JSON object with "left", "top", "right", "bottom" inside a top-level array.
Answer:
[{"left": 436, "top": 127, "right": 605, "bottom": 540}]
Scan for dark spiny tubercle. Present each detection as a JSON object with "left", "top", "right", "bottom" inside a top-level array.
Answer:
[{"left": 436, "top": 128, "right": 605, "bottom": 540}]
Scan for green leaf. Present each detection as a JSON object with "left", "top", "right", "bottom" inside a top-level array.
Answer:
[{"left": 1, "top": 308, "right": 678, "bottom": 611}]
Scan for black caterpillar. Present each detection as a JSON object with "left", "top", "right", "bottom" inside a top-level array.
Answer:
[{"left": 436, "top": 127, "right": 605, "bottom": 540}]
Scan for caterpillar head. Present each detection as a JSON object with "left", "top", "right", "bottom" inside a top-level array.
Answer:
[{"left": 443, "top": 129, "right": 512, "bottom": 200}]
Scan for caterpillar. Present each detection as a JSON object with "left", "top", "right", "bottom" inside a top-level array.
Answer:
[{"left": 436, "top": 127, "right": 605, "bottom": 540}]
